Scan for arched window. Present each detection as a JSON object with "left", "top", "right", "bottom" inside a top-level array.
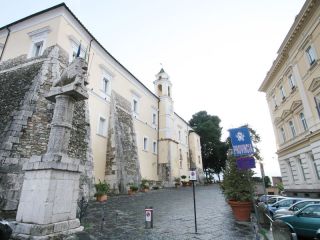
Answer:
[{"left": 158, "top": 84, "right": 162, "bottom": 94}]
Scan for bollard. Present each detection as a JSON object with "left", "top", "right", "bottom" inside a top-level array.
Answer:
[{"left": 145, "top": 207, "right": 153, "bottom": 229}]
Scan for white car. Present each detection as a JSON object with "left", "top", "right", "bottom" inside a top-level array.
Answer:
[
  {"left": 274, "top": 199, "right": 320, "bottom": 219},
  {"left": 266, "top": 196, "right": 287, "bottom": 205}
]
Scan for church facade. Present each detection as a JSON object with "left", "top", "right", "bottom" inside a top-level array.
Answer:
[{"left": 0, "top": 3, "right": 203, "bottom": 202}]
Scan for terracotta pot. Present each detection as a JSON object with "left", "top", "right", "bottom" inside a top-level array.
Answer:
[
  {"left": 140, "top": 188, "right": 149, "bottom": 192},
  {"left": 228, "top": 200, "right": 252, "bottom": 221},
  {"left": 96, "top": 194, "right": 107, "bottom": 202},
  {"left": 128, "top": 189, "right": 137, "bottom": 195},
  {"left": 182, "top": 182, "right": 188, "bottom": 187}
]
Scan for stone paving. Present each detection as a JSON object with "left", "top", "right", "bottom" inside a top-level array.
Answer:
[{"left": 80, "top": 184, "right": 255, "bottom": 240}]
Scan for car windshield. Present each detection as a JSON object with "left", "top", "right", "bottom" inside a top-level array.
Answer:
[
  {"left": 268, "top": 198, "right": 279, "bottom": 204},
  {"left": 298, "top": 205, "right": 320, "bottom": 218},
  {"left": 277, "top": 199, "right": 293, "bottom": 207},
  {"left": 291, "top": 201, "right": 320, "bottom": 211}
]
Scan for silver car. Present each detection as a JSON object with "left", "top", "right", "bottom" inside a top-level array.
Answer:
[
  {"left": 266, "top": 196, "right": 287, "bottom": 205},
  {"left": 274, "top": 199, "right": 320, "bottom": 219}
]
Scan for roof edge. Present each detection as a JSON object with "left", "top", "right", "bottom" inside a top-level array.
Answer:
[
  {"left": 258, "top": 0, "right": 316, "bottom": 93},
  {"left": 0, "top": 2, "right": 159, "bottom": 100}
]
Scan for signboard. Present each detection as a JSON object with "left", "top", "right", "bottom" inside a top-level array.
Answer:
[
  {"left": 236, "top": 157, "right": 256, "bottom": 170},
  {"left": 229, "top": 127, "right": 254, "bottom": 157},
  {"left": 145, "top": 210, "right": 152, "bottom": 222},
  {"left": 189, "top": 170, "right": 197, "bottom": 181}
]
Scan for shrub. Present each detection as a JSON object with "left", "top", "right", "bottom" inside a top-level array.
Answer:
[
  {"left": 129, "top": 185, "right": 139, "bottom": 191},
  {"left": 94, "top": 180, "right": 110, "bottom": 197},
  {"left": 221, "top": 155, "right": 254, "bottom": 202},
  {"left": 140, "top": 179, "right": 150, "bottom": 189}
]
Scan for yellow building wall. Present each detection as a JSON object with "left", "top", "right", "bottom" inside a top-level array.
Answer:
[
  {"left": 0, "top": 7, "right": 203, "bottom": 185},
  {"left": 0, "top": 17, "right": 61, "bottom": 60}
]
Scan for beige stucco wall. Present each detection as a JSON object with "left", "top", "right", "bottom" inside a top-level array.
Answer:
[
  {"left": 0, "top": 6, "right": 203, "bottom": 185},
  {"left": 0, "top": 13, "right": 61, "bottom": 60},
  {"left": 261, "top": 1, "right": 320, "bottom": 194}
]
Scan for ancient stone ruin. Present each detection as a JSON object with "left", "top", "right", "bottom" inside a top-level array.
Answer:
[
  {"left": 0, "top": 45, "right": 94, "bottom": 238},
  {"left": 105, "top": 91, "right": 141, "bottom": 193}
]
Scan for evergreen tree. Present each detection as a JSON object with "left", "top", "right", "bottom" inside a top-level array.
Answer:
[{"left": 189, "top": 111, "right": 227, "bottom": 181}]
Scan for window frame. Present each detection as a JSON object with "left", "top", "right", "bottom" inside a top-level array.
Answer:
[
  {"left": 280, "top": 85, "right": 286, "bottom": 100},
  {"left": 289, "top": 120, "right": 296, "bottom": 137},
  {"left": 280, "top": 127, "right": 286, "bottom": 142},
  {"left": 272, "top": 95, "right": 277, "bottom": 108},
  {"left": 299, "top": 112, "right": 308, "bottom": 131},
  {"left": 306, "top": 45, "right": 317, "bottom": 65},
  {"left": 143, "top": 137, "right": 148, "bottom": 151},
  {"left": 152, "top": 140, "right": 157, "bottom": 154},
  {"left": 69, "top": 36, "right": 86, "bottom": 62},
  {"left": 97, "top": 116, "right": 107, "bottom": 137},
  {"left": 27, "top": 26, "right": 50, "bottom": 58},
  {"left": 288, "top": 74, "right": 296, "bottom": 90}
]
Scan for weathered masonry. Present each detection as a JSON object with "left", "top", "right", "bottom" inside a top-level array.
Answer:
[
  {"left": 0, "top": 46, "right": 94, "bottom": 212},
  {"left": 0, "top": 2, "right": 203, "bottom": 210}
]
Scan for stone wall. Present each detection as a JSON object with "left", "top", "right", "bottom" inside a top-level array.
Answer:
[
  {"left": 0, "top": 46, "right": 94, "bottom": 211},
  {"left": 105, "top": 91, "right": 141, "bottom": 193}
]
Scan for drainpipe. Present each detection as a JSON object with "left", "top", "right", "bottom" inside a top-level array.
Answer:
[
  {"left": 188, "top": 129, "right": 195, "bottom": 170},
  {"left": 0, "top": 27, "right": 11, "bottom": 61},
  {"left": 157, "top": 98, "right": 160, "bottom": 177}
]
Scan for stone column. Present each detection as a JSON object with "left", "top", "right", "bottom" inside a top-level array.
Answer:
[
  {"left": 47, "top": 95, "right": 75, "bottom": 155},
  {"left": 11, "top": 58, "right": 89, "bottom": 239}
]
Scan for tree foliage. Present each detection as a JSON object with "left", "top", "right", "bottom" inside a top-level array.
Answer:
[
  {"left": 264, "top": 176, "right": 272, "bottom": 188},
  {"left": 189, "top": 111, "right": 228, "bottom": 177}
]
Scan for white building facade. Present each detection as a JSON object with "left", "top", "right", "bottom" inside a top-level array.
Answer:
[{"left": 259, "top": 0, "right": 320, "bottom": 198}]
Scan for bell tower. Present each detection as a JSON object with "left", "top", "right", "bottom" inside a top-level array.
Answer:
[{"left": 154, "top": 68, "right": 177, "bottom": 184}]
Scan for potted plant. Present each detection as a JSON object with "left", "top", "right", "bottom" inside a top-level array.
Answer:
[
  {"left": 174, "top": 177, "right": 180, "bottom": 188},
  {"left": 181, "top": 175, "right": 188, "bottom": 187},
  {"left": 94, "top": 180, "right": 110, "bottom": 202},
  {"left": 140, "top": 179, "right": 150, "bottom": 192},
  {"left": 128, "top": 184, "right": 139, "bottom": 195},
  {"left": 221, "top": 155, "right": 254, "bottom": 221}
]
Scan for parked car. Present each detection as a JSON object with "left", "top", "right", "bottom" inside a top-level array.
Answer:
[
  {"left": 276, "top": 204, "right": 320, "bottom": 239},
  {"left": 266, "top": 196, "right": 287, "bottom": 205},
  {"left": 268, "top": 198, "right": 305, "bottom": 217},
  {"left": 274, "top": 199, "right": 320, "bottom": 219},
  {"left": 258, "top": 195, "right": 281, "bottom": 203}
]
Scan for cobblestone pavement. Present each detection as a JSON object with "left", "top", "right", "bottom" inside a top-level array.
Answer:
[{"left": 81, "top": 184, "right": 255, "bottom": 240}]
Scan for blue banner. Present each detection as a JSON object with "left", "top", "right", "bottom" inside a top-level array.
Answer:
[
  {"left": 229, "top": 127, "right": 254, "bottom": 156},
  {"left": 236, "top": 157, "right": 256, "bottom": 170}
]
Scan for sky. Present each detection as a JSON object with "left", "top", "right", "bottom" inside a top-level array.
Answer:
[{"left": 0, "top": 0, "right": 306, "bottom": 179}]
